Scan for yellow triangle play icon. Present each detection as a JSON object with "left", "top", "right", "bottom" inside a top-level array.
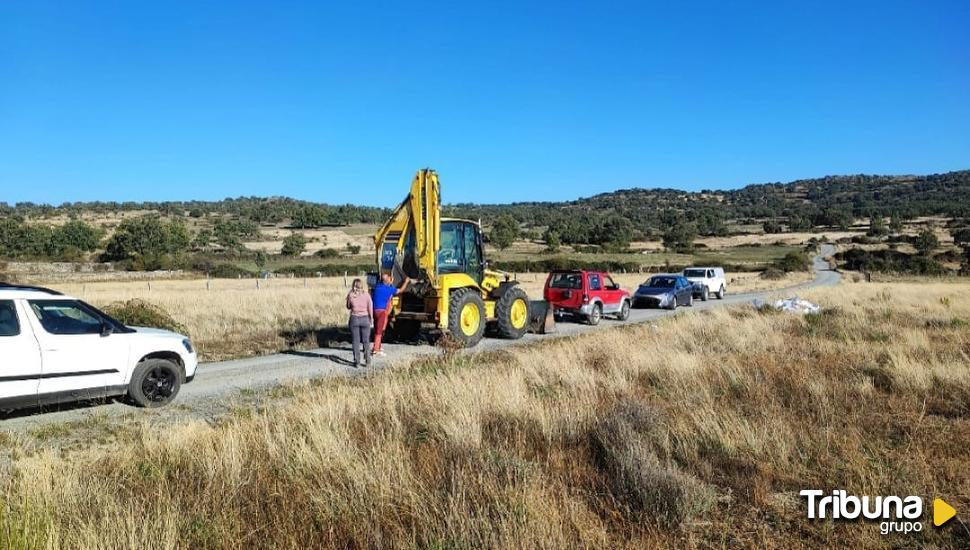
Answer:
[{"left": 934, "top": 498, "right": 956, "bottom": 527}]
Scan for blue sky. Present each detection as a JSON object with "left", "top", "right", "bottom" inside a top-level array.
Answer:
[{"left": 1, "top": 1, "right": 968, "bottom": 207}]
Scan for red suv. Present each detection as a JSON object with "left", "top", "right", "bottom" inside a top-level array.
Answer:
[{"left": 543, "top": 270, "right": 632, "bottom": 325}]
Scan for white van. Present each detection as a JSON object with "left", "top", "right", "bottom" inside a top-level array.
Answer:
[{"left": 683, "top": 267, "right": 727, "bottom": 300}]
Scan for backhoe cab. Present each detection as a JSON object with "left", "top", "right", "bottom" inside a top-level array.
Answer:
[{"left": 371, "top": 169, "right": 530, "bottom": 347}]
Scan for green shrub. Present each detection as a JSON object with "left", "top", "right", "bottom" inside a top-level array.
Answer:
[
  {"left": 314, "top": 248, "right": 340, "bottom": 259},
  {"left": 207, "top": 263, "right": 255, "bottom": 278},
  {"left": 280, "top": 233, "right": 308, "bottom": 256},
  {"left": 773, "top": 251, "right": 811, "bottom": 272},
  {"left": 102, "top": 299, "right": 189, "bottom": 336},
  {"left": 760, "top": 267, "right": 786, "bottom": 280},
  {"left": 836, "top": 248, "right": 949, "bottom": 275}
]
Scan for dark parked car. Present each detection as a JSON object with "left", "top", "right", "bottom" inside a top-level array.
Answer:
[{"left": 632, "top": 275, "right": 696, "bottom": 310}]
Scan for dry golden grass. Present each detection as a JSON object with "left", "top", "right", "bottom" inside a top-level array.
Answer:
[
  {"left": 49, "top": 271, "right": 810, "bottom": 361},
  {"left": 52, "top": 278, "right": 354, "bottom": 361},
  {"left": 695, "top": 231, "right": 858, "bottom": 248},
  {"left": 244, "top": 226, "right": 374, "bottom": 256},
  {"left": 3, "top": 281, "right": 969, "bottom": 548}
]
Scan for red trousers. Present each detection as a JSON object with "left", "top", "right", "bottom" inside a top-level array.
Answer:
[{"left": 373, "top": 309, "right": 389, "bottom": 352}]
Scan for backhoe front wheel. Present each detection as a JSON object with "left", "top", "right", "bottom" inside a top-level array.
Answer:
[
  {"left": 448, "top": 288, "right": 486, "bottom": 348},
  {"left": 495, "top": 286, "right": 530, "bottom": 340}
]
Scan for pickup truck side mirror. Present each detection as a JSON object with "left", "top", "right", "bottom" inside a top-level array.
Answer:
[{"left": 100, "top": 322, "right": 114, "bottom": 338}]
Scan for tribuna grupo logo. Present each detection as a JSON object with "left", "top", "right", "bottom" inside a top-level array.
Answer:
[{"left": 800, "top": 490, "right": 957, "bottom": 535}]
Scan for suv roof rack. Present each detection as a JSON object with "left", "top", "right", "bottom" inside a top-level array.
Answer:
[{"left": 0, "top": 282, "right": 63, "bottom": 295}]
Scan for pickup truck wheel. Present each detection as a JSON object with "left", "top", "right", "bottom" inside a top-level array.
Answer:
[
  {"left": 717, "top": 286, "right": 725, "bottom": 300},
  {"left": 448, "top": 288, "right": 486, "bottom": 347},
  {"left": 495, "top": 286, "right": 530, "bottom": 340},
  {"left": 128, "top": 358, "right": 182, "bottom": 408},
  {"left": 701, "top": 288, "right": 709, "bottom": 301},
  {"left": 616, "top": 300, "right": 631, "bottom": 321},
  {"left": 586, "top": 304, "right": 603, "bottom": 326}
]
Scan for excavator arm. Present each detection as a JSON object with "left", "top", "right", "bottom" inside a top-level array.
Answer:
[{"left": 374, "top": 169, "right": 441, "bottom": 285}]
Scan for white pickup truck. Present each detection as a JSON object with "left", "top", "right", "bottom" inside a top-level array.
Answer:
[
  {"left": 683, "top": 267, "right": 727, "bottom": 300},
  {"left": 0, "top": 284, "right": 197, "bottom": 412}
]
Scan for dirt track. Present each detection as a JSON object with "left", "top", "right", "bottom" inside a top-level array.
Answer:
[{"left": 1, "top": 246, "right": 839, "bottom": 430}]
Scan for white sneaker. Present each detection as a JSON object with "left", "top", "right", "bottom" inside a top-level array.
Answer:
[{"left": 373, "top": 350, "right": 387, "bottom": 357}]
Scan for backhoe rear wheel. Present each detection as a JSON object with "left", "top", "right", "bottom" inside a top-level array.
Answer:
[
  {"left": 448, "top": 288, "right": 486, "bottom": 348},
  {"left": 388, "top": 318, "right": 422, "bottom": 343},
  {"left": 495, "top": 286, "right": 530, "bottom": 340}
]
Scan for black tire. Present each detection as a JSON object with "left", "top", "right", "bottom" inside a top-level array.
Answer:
[
  {"left": 388, "top": 318, "right": 421, "bottom": 343},
  {"left": 495, "top": 286, "right": 530, "bottom": 340},
  {"left": 666, "top": 296, "right": 677, "bottom": 310},
  {"left": 701, "top": 288, "right": 709, "bottom": 301},
  {"left": 128, "top": 358, "right": 182, "bottom": 408},
  {"left": 687, "top": 293, "right": 694, "bottom": 307},
  {"left": 586, "top": 303, "right": 603, "bottom": 325},
  {"left": 616, "top": 299, "right": 631, "bottom": 321},
  {"left": 448, "top": 288, "right": 486, "bottom": 347},
  {"left": 717, "top": 286, "right": 725, "bottom": 300}
]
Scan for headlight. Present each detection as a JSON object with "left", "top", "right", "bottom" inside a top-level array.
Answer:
[{"left": 182, "top": 338, "right": 195, "bottom": 354}]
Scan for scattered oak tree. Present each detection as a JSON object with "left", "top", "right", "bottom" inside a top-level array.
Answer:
[
  {"left": 914, "top": 229, "right": 939, "bottom": 256},
  {"left": 281, "top": 233, "right": 308, "bottom": 256},
  {"left": 490, "top": 215, "right": 519, "bottom": 250}
]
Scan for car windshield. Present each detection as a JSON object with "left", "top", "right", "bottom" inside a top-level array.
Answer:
[
  {"left": 645, "top": 276, "right": 676, "bottom": 288},
  {"left": 683, "top": 269, "right": 706, "bottom": 278},
  {"left": 549, "top": 273, "right": 583, "bottom": 289}
]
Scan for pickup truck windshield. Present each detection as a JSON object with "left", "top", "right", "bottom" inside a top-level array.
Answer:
[{"left": 683, "top": 269, "right": 706, "bottom": 278}]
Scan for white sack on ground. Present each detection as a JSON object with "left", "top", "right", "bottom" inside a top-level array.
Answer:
[{"left": 752, "top": 296, "right": 821, "bottom": 314}]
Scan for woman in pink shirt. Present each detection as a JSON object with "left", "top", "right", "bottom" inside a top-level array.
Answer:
[{"left": 345, "top": 278, "right": 373, "bottom": 367}]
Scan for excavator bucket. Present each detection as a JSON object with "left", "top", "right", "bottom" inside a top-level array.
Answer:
[{"left": 528, "top": 300, "right": 556, "bottom": 334}]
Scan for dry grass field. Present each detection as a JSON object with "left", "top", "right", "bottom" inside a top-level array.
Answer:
[
  {"left": 48, "top": 271, "right": 812, "bottom": 361},
  {"left": 2, "top": 281, "right": 969, "bottom": 548}
]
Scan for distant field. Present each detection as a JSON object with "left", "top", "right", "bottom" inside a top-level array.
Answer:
[{"left": 490, "top": 243, "right": 803, "bottom": 269}]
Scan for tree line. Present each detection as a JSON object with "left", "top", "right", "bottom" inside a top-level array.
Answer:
[
  {"left": 453, "top": 170, "right": 970, "bottom": 246},
  {"left": 2, "top": 170, "right": 969, "bottom": 272},
  {"left": 2, "top": 197, "right": 391, "bottom": 228}
]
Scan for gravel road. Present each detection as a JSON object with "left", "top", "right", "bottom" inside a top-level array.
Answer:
[{"left": 2, "top": 245, "right": 839, "bottom": 430}]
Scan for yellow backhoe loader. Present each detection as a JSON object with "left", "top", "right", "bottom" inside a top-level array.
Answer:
[{"left": 369, "top": 169, "right": 531, "bottom": 347}]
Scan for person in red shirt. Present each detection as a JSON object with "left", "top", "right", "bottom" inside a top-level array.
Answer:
[{"left": 372, "top": 272, "right": 410, "bottom": 356}]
